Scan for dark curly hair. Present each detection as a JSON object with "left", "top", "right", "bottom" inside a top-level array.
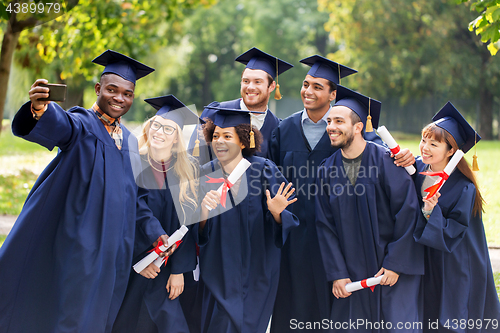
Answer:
[{"left": 203, "top": 118, "right": 263, "bottom": 156}]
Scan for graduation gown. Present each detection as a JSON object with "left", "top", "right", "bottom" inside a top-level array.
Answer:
[
  {"left": 268, "top": 110, "right": 385, "bottom": 332},
  {"left": 112, "top": 156, "right": 197, "bottom": 333},
  {"left": 315, "top": 142, "right": 424, "bottom": 332},
  {"left": 188, "top": 99, "right": 280, "bottom": 165},
  {"left": 413, "top": 158, "right": 500, "bottom": 332},
  {"left": 0, "top": 102, "right": 165, "bottom": 333},
  {"left": 196, "top": 156, "right": 299, "bottom": 333}
]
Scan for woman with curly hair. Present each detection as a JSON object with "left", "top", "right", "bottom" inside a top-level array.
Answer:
[{"left": 195, "top": 107, "right": 299, "bottom": 333}]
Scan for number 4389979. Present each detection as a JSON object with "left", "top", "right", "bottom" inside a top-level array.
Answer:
[{"left": 5, "top": 2, "right": 61, "bottom": 14}]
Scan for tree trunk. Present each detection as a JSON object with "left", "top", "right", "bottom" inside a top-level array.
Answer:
[
  {"left": 0, "top": 3, "right": 38, "bottom": 135},
  {"left": 0, "top": 26, "right": 20, "bottom": 135}
]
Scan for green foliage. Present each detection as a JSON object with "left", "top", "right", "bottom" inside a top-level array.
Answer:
[
  {"left": 0, "top": 235, "right": 6, "bottom": 247},
  {"left": 461, "top": 0, "right": 500, "bottom": 55},
  {"left": 166, "top": 0, "right": 335, "bottom": 109},
  {"left": 0, "top": 169, "right": 38, "bottom": 215},
  {"left": 319, "top": 0, "right": 500, "bottom": 103},
  {"left": 14, "top": 0, "right": 215, "bottom": 82}
]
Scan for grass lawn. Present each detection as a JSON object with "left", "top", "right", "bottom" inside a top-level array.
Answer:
[{"left": 0, "top": 235, "right": 5, "bottom": 247}]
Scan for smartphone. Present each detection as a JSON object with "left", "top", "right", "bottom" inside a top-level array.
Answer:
[{"left": 38, "top": 83, "right": 67, "bottom": 102}]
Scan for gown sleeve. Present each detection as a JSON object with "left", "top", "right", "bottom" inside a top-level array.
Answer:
[
  {"left": 135, "top": 186, "right": 167, "bottom": 244},
  {"left": 12, "top": 101, "right": 88, "bottom": 152},
  {"left": 380, "top": 155, "right": 424, "bottom": 275},
  {"left": 314, "top": 163, "right": 350, "bottom": 282},
  {"left": 268, "top": 126, "right": 281, "bottom": 166},
  {"left": 169, "top": 225, "right": 197, "bottom": 274},
  {"left": 414, "top": 183, "right": 475, "bottom": 253}
]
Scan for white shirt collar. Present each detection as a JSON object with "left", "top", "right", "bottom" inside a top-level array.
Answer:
[{"left": 240, "top": 99, "right": 267, "bottom": 130}]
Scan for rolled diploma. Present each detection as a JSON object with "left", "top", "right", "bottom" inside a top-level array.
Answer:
[
  {"left": 427, "top": 149, "right": 464, "bottom": 198},
  {"left": 345, "top": 275, "right": 384, "bottom": 293},
  {"left": 133, "top": 225, "right": 189, "bottom": 273},
  {"left": 377, "top": 126, "right": 416, "bottom": 175},
  {"left": 205, "top": 158, "right": 251, "bottom": 211}
]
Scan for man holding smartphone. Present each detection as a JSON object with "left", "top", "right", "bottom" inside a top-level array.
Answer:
[{"left": 0, "top": 50, "right": 169, "bottom": 333}]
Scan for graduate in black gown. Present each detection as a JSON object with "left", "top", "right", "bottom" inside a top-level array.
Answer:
[
  {"left": 195, "top": 108, "right": 299, "bottom": 333},
  {"left": 412, "top": 102, "right": 500, "bottom": 332},
  {"left": 112, "top": 96, "right": 201, "bottom": 333},
  {"left": 188, "top": 47, "right": 293, "bottom": 163},
  {"left": 0, "top": 51, "right": 169, "bottom": 333},
  {"left": 269, "top": 56, "right": 414, "bottom": 332},
  {"left": 315, "top": 86, "right": 424, "bottom": 332}
]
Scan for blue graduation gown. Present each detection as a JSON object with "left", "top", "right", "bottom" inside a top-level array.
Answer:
[
  {"left": 188, "top": 99, "right": 280, "bottom": 165},
  {"left": 112, "top": 157, "right": 197, "bottom": 333},
  {"left": 315, "top": 142, "right": 424, "bottom": 332},
  {"left": 413, "top": 158, "right": 500, "bottom": 332},
  {"left": 268, "top": 110, "right": 385, "bottom": 332},
  {"left": 196, "top": 156, "right": 299, "bottom": 333},
  {"left": 0, "top": 102, "right": 165, "bottom": 333}
]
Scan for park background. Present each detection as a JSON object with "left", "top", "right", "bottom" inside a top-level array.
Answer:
[{"left": 0, "top": 0, "right": 500, "bottom": 294}]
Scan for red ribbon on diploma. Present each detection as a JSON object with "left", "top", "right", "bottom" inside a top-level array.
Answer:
[
  {"left": 148, "top": 240, "right": 183, "bottom": 266},
  {"left": 420, "top": 170, "right": 449, "bottom": 198},
  {"left": 150, "top": 239, "right": 164, "bottom": 255},
  {"left": 205, "top": 176, "right": 233, "bottom": 208},
  {"left": 390, "top": 145, "right": 400, "bottom": 155},
  {"left": 360, "top": 279, "right": 376, "bottom": 292}
]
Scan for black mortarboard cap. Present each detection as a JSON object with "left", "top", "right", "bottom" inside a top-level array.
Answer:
[
  {"left": 144, "top": 95, "right": 203, "bottom": 129},
  {"left": 235, "top": 47, "right": 293, "bottom": 79},
  {"left": 92, "top": 50, "right": 155, "bottom": 84},
  {"left": 300, "top": 55, "right": 357, "bottom": 85},
  {"left": 334, "top": 85, "right": 381, "bottom": 130},
  {"left": 432, "top": 101, "right": 481, "bottom": 154}
]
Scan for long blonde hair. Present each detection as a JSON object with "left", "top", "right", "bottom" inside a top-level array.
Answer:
[
  {"left": 422, "top": 123, "right": 484, "bottom": 216},
  {"left": 138, "top": 116, "right": 199, "bottom": 223}
]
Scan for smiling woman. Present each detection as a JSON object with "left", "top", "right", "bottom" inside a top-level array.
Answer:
[{"left": 195, "top": 107, "right": 299, "bottom": 333}]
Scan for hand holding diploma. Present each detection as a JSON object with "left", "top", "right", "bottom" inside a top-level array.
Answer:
[
  {"left": 345, "top": 275, "right": 384, "bottom": 293},
  {"left": 204, "top": 158, "right": 251, "bottom": 210},
  {"left": 420, "top": 150, "right": 464, "bottom": 199},
  {"left": 333, "top": 278, "right": 353, "bottom": 299},
  {"left": 139, "top": 263, "right": 161, "bottom": 279},
  {"left": 133, "top": 226, "right": 189, "bottom": 274},
  {"left": 377, "top": 126, "right": 416, "bottom": 175}
]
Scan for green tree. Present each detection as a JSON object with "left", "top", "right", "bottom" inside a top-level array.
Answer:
[
  {"left": 319, "top": 0, "right": 500, "bottom": 139},
  {"left": 167, "top": 0, "right": 336, "bottom": 110},
  {"left": 461, "top": 0, "right": 500, "bottom": 55},
  {"left": 0, "top": 0, "right": 215, "bottom": 134}
]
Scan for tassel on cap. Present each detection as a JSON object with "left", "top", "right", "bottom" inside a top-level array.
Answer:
[
  {"left": 472, "top": 155, "right": 479, "bottom": 171},
  {"left": 275, "top": 83, "right": 282, "bottom": 100},
  {"left": 365, "top": 98, "right": 373, "bottom": 132},
  {"left": 472, "top": 132, "right": 479, "bottom": 171},
  {"left": 249, "top": 131, "right": 255, "bottom": 148},
  {"left": 193, "top": 139, "right": 200, "bottom": 157},
  {"left": 274, "top": 58, "right": 282, "bottom": 100}
]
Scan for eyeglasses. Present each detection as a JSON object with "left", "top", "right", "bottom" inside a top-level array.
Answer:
[{"left": 150, "top": 120, "right": 176, "bottom": 135}]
